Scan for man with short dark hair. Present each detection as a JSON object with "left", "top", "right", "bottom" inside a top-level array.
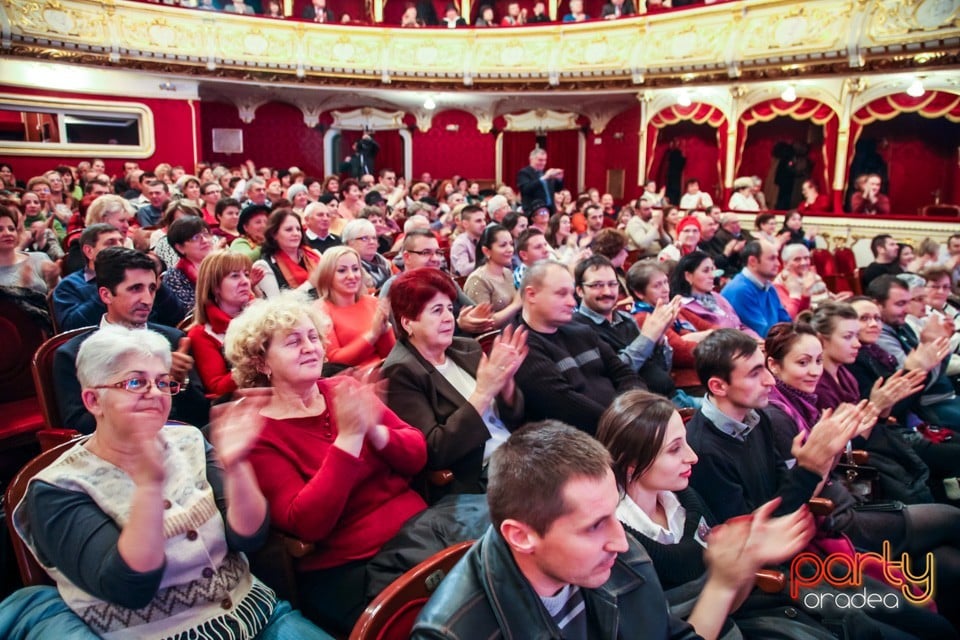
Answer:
[
  {"left": 136, "top": 180, "right": 168, "bottom": 227},
  {"left": 625, "top": 199, "right": 664, "bottom": 256},
  {"left": 513, "top": 227, "right": 550, "bottom": 288},
  {"left": 53, "top": 247, "right": 208, "bottom": 433},
  {"left": 578, "top": 203, "right": 604, "bottom": 247},
  {"left": 414, "top": 420, "right": 775, "bottom": 640},
  {"left": 514, "top": 261, "right": 641, "bottom": 433},
  {"left": 719, "top": 240, "right": 790, "bottom": 337},
  {"left": 860, "top": 234, "right": 904, "bottom": 291},
  {"left": 52, "top": 224, "right": 125, "bottom": 330},
  {"left": 450, "top": 205, "right": 486, "bottom": 277}
]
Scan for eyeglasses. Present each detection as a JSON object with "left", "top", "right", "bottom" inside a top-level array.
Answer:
[
  {"left": 580, "top": 281, "right": 620, "bottom": 290},
  {"left": 407, "top": 249, "right": 442, "bottom": 257},
  {"left": 925, "top": 283, "right": 952, "bottom": 291},
  {"left": 355, "top": 235, "right": 377, "bottom": 242},
  {"left": 94, "top": 375, "right": 181, "bottom": 395},
  {"left": 187, "top": 232, "right": 213, "bottom": 243},
  {"left": 204, "top": 189, "right": 222, "bottom": 196}
]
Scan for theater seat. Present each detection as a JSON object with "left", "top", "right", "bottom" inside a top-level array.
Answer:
[
  {"left": 31, "top": 326, "right": 96, "bottom": 432},
  {"left": 349, "top": 540, "right": 474, "bottom": 640}
]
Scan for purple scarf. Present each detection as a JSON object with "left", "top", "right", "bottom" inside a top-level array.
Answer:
[
  {"left": 767, "top": 379, "right": 822, "bottom": 434},
  {"left": 861, "top": 343, "right": 898, "bottom": 373},
  {"left": 815, "top": 367, "right": 860, "bottom": 410}
]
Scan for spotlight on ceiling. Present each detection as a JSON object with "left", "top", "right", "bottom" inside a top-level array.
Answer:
[
  {"left": 907, "top": 79, "right": 925, "bottom": 98},
  {"left": 677, "top": 91, "right": 692, "bottom": 108},
  {"left": 423, "top": 97, "right": 436, "bottom": 111},
  {"left": 781, "top": 85, "right": 797, "bottom": 102}
]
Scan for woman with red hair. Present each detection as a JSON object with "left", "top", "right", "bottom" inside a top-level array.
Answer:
[{"left": 382, "top": 268, "right": 527, "bottom": 501}]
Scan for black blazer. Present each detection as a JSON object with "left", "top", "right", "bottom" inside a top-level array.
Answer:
[
  {"left": 54, "top": 323, "right": 210, "bottom": 434},
  {"left": 382, "top": 337, "right": 525, "bottom": 501},
  {"left": 517, "top": 165, "right": 562, "bottom": 214}
]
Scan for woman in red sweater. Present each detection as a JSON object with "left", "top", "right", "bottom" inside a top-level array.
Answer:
[
  {"left": 225, "top": 290, "right": 427, "bottom": 634},
  {"left": 311, "top": 245, "right": 395, "bottom": 373},
  {"left": 187, "top": 250, "right": 259, "bottom": 399}
]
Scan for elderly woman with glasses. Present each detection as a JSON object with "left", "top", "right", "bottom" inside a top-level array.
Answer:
[
  {"left": 341, "top": 218, "right": 393, "bottom": 291},
  {"left": 161, "top": 215, "right": 215, "bottom": 313},
  {"left": 11, "top": 326, "right": 334, "bottom": 640}
]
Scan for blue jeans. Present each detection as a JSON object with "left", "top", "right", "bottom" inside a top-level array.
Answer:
[{"left": 260, "top": 599, "right": 336, "bottom": 640}]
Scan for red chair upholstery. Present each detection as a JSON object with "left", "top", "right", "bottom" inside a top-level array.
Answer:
[
  {"left": 811, "top": 248, "right": 836, "bottom": 277},
  {"left": 31, "top": 326, "right": 95, "bottom": 433},
  {"left": 476, "top": 330, "right": 500, "bottom": 355},
  {"left": 833, "top": 247, "right": 857, "bottom": 276},
  {"left": 349, "top": 540, "right": 474, "bottom": 640}
]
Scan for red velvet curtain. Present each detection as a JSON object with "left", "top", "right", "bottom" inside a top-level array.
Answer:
[
  {"left": 646, "top": 103, "right": 726, "bottom": 204},
  {"left": 502, "top": 131, "right": 538, "bottom": 189},
  {"left": 545, "top": 129, "right": 581, "bottom": 193}
]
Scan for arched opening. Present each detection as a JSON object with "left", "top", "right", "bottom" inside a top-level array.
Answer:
[{"left": 739, "top": 117, "right": 825, "bottom": 211}]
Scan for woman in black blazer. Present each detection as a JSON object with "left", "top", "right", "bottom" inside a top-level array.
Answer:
[{"left": 382, "top": 268, "right": 527, "bottom": 501}]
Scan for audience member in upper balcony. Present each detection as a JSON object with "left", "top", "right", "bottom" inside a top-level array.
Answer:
[
  {"left": 562, "top": 0, "right": 588, "bottom": 21},
  {"left": 850, "top": 173, "right": 890, "bottom": 215},
  {"left": 440, "top": 3, "right": 466, "bottom": 26},
  {"left": 162, "top": 216, "right": 214, "bottom": 312},
  {"left": 657, "top": 216, "right": 700, "bottom": 262},
  {"left": 383, "top": 268, "right": 526, "bottom": 500},
  {"left": 224, "top": 0, "right": 256, "bottom": 14},
  {"left": 400, "top": 2, "right": 424, "bottom": 26},
  {"left": 474, "top": 4, "right": 496, "bottom": 26},
  {"left": 727, "top": 176, "right": 759, "bottom": 212},
  {"left": 574, "top": 255, "right": 677, "bottom": 397},
  {"left": 518, "top": 147, "right": 563, "bottom": 215},
  {"left": 860, "top": 233, "right": 903, "bottom": 291},
  {"left": 601, "top": 0, "right": 635, "bottom": 19},
  {"left": 231, "top": 204, "right": 270, "bottom": 261},
  {"left": 313, "top": 245, "right": 395, "bottom": 371},
  {"left": 500, "top": 2, "right": 526, "bottom": 25},
  {"left": 720, "top": 240, "right": 791, "bottom": 338},
  {"left": 264, "top": 0, "right": 285, "bottom": 17},
  {"left": 528, "top": 1, "right": 550, "bottom": 22},
  {"left": 252, "top": 208, "right": 320, "bottom": 298},
  {"left": 465, "top": 224, "right": 522, "bottom": 328},
  {"left": 187, "top": 250, "right": 259, "bottom": 399},
  {"left": 136, "top": 180, "right": 169, "bottom": 228},
  {"left": 225, "top": 292, "right": 425, "bottom": 634},
  {"left": 54, "top": 247, "right": 206, "bottom": 434},
  {"left": 211, "top": 196, "right": 241, "bottom": 246},
  {"left": 678, "top": 178, "right": 713, "bottom": 211},
  {"left": 797, "top": 179, "right": 831, "bottom": 215},
  {"left": 514, "top": 260, "right": 641, "bottom": 434}
]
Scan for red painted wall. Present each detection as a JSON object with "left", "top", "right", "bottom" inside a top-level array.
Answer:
[
  {"left": 583, "top": 105, "right": 640, "bottom": 202},
  {"left": 413, "top": 110, "right": 496, "bottom": 183},
  {"left": 0, "top": 85, "right": 199, "bottom": 182}
]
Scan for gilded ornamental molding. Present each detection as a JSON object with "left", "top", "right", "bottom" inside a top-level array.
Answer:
[{"left": 0, "top": 0, "right": 958, "bottom": 89}]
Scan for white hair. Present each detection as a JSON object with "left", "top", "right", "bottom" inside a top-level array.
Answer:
[
  {"left": 529, "top": 147, "right": 546, "bottom": 160},
  {"left": 341, "top": 218, "right": 376, "bottom": 243},
  {"left": 403, "top": 214, "right": 430, "bottom": 233},
  {"left": 780, "top": 243, "right": 810, "bottom": 262},
  {"left": 486, "top": 195, "right": 510, "bottom": 216},
  {"left": 76, "top": 326, "right": 172, "bottom": 389}
]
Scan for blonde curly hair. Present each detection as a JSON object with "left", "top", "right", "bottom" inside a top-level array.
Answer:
[{"left": 224, "top": 289, "right": 331, "bottom": 388}]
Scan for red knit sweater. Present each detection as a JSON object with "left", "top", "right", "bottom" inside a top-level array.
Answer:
[
  {"left": 187, "top": 302, "right": 238, "bottom": 398},
  {"left": 320, "top": 296, "right": 396, "bottom": 369},
  {"left": 633, "top": 309, "right": 713, "bottom": 369},
  {"left": 248, "top": 380, "right": 427, "bottom": 571}
]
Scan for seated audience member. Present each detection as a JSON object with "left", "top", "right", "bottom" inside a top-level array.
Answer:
[
  {"left": 678, "top": 178, "right": 713, "bottom": 211},
  {"left": 629, "top": 260, "right": 713, "bottom": 382},
  {"left": 413, "top": 421, "right": 777, "bottom": 640},
  {"left": 545, "top": 211, "right": 582, "bottom": 263},
  {"left": 701, "top": 212, "right": 748, "bottom": 277},
  {"left": 596, "top": 391, "right": 832, "bottom": 638},
  {"left": 868, "top": 275, "right": 960, "bottom": 426},
  {"left": 383, "top": 268, "right": 527, "bottom": 499},
  {"left": 797, "top": 180, "right": 831, "bottom": 216},
  {"left": 84, "top": 194, "right": 135, "bottom": 248},
  {"left": 302, "top": 201, "right": 340, "bottom": 253},
  {"left": 53, "top": 247, "right": 207, "bottom": 434},
  {"left": 658, "top": 205, "right": 683, "bottom": 246},
  {"left": 670, "top": 251, "right": 759, "bottom": 338},
  {"left": 574, "top": 255, "right": 678, "bottom": 398},
  {"left": 400, "top": 2, "right": 424, "bottom": 26},
  {"left": 811, "top": 301, "right": 960, "bottom": 504},
  {"left": 0, "top": 206, "right": 57, "bottom": 293},
  {"left": 625, "top": 199, "right": 668, "bottom": 257},
  {"left": 225, "top": 292, "right": 427, "bottom": 633},
  {"left": 923, "top": 266, "right": 960, "bottom": 362},
  {"left": 312, "top": 246, "right": 395, "bottom": 371},
  {"left": 474, "top": 4, "right": 496, "bottom": 25},
  {"left": 527, "top": 1, "right": 549, "bottom": 22},
  {"left": 514, "top": 261, "right": 641, "bottom": 434},
  {"left": 727, "top": 177, "right": 759, "bottom": 212},
  {"left": 528, "top": 203, "right": 551, "bottom": 233},
  {"left": 341, "top": 218, "right": 392, "bottom": 290},
  {"left": 211, "top": 197, "right": 242, "bottom": 246},
  {"left": 686, "top": 329, "right": 960, "bottom": 636},
  {"left": 850, "top": 173, "right": 890, "bottom": 215},
  {"left": 590, "top": 228, "right": 631, "bottom": 298},
  {"left": 230, "top": 204, "right": 270, "bottom": 261},
  {"left": 753, "top": 213, "right": 788, "bottom": 249},
  {"left": 161, "top": 216, "right": 214, "bottom": 313},
  {"left": 464, "top": 224, "right": 522, "bottom": 328},
  {"left": 20, "top": 210, "right": 64, "bottom": 262},
  {"left": 499, "top": 1, "right": 524, "bottom": 25},
  {"left": 779, "top": 209, "right": 818, "bottom": 248},
  {"left": 578, "top": 203, "right": 605, "bottom": 248},
  {"left": 450, "top": 204, "right": 485, "bottom": 277},
  {"left": 302, "top": 0, "right": 334, "bottom": 21},
  {"left": 11, "top": 326, "right": 333, "bottom": 640},
  {"left": 224, "top": 0, "right": 256, "bottom": 13},
  {"left": 286, "top": 183, "right": 309, "bottom": 214},
  {"left": 151, "top": 201, "right": 205, "bottom": 270},
  {"left": 657, "top": 216, "right": 700, "bottom": 262},
  {"left": 252, "top": 209, "right": 320, "bottom": 298},
  {"left": 187, "top": 251, "right": 259, "bottom": 399},
  {"left": 860, "top": 234, "right": 904, "bottom": 291},
  {"left": 601, "top": 0, "right": 635, "bottom": 18},
  {"left": 136, "top": 180, "right": 169, "bottom": 228},
  {"left": 52, "top": 224, "right": 124, "bottom": 330},
  {"left": 562, "top": 0, "right": 588, "bottom": 21},
  {"left": 513, "top": 227, "right": 550, "bottom": 288},
  {"left": 441, "top": 3, "right": 466, "bottom": 27},
  {"left": 198, "top": 181, "right": 221, "bottom": 225},
  {"left": 772, "top": 243, "right": 836, "bottom": 317},
  {"left": 719, "top": 240, "right": 791, "bottom": 337}
]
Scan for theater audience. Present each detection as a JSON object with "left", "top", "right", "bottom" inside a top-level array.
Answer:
[
  {"left": 720, "top": 240, "right": 791, "bottom": 337},
  {"left": 12, "top": 326, "right": 333, "bottom": 639},
  {"left": 230, "top": 204, "right": 270, "bottom": 261},
  {"left": 52, "top": 224, "right": 124, "bottom": 330},
  {"left": 670, "top": 251, "right": 758, "bottom": 338},
  {"left": 312, "top": 246, "right": 395, "bottom": 372},
  {"left": 860, "top": 234, "right": 903, "bottom": 291},
  {"left": 657, "top": 216, "right": 700, "bottom": 262},
  {"left": 772, "top": 243, "right": 836, "bottom": 316},
  {"left": 464, "top": 224, "right": 522, "bottom": 328},
  {"left": 383, "top": 268, "right": 526, "bottom": 500},
  {"left": 211, "top": 197, "right": 242, "bottom": 246},
  {"left": 0, "top": 206, "right": 57, "bottom": 293},
  {"left": 252, "top": 208, "right": 320, "bottom": 298},
  {"left": 342, "top": 218, "right": 392, "bottom": 290},
  {"left": 779, "top": 210, "right": 818, "bottom": 249},
  {"left": 161, "top": 215, "right": 214, "bottom": 312},
  {"left": 225, "top": 292, "right": 427, "bottom": 633},
  {"left": 187, "top": 250, "right": 258, "bottom": 399},
  {"left": 797, "top": 180, "right": 831, "bottom": 216}
]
